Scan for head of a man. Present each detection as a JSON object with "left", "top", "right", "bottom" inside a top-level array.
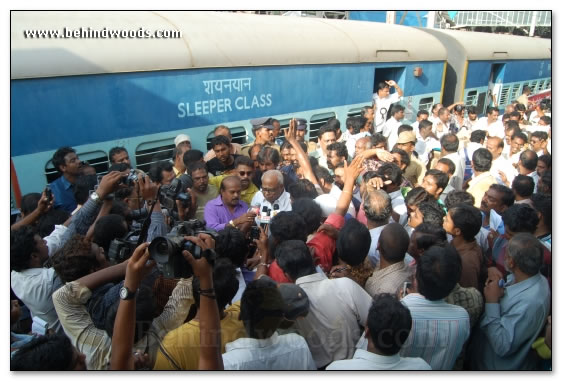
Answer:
[
  {"left": 10, "top": 334, "right": 87, "bottom": 371},
  {"left": 431, "top": 103, "right": 443, "bottom": 117},
  {"left": 486, "top": 106, "right": 500, "bottom": 124},
  {"left": 52, "top": 147, "right": 81, "bottom": 177},
  {"left": 318, "top": 125, "right": 337, "bottom": 155},
  {"left": 466, "top": 106, "right": 478, "bottom": 121},
  {"left": 536, "top": 154, "right": 551, "bottom": 177},
  {"left": 312, "top": 165, "right": 334, "bottom": 195},
  {"left": 239, "top": 277, "right": 285, "bottom": 339},
  {"left": 188, "top": 162, "right": 209, "bottom": 193},
  {"left": 502, "top": 203, "right": 539, "bottom": 240},
  {"left": 362, "top": 106, "right": 375, "bottom": 122},
  {"left": 354, "top": 137, "right": 371, "bottom": 157},
  {"left": 234, "top": 156, "right": 255, "bottom": 191},
  {"left": 440, "top": 134, "right": 459, "bottom": 155},
  {"left": 408, "top": 200, "right": 445, "bottom": 229},
  {"left": 210, "top": 135, "right": 232, "bottom": 166},
  {"left": 276, "top": 240, "right": 316, "bottom": 282},
  {"left": 326, "top": 142, "right": 348, "bottom": 170},
  {"left": 257, "top": 147, "right": 280, "bottom": 173},
  {"left": 391, "top": 104, "right": 405, "bottom": 121},
  {"left": 376, "top": 81, "right": 391, "bottom": 98},
  {"left": 371, "top": 133, "right": 388, "bottom": 150},
  {"left": 10, "top": 226, "right": 49, "bottom": 272},
  {"left": 444, "top": 190, "right": 474, "bottom": 210},
  {"left": 253, "top": 123, "right": 273, "bottom": 145},
  {"left": 172, "top": 145, "right": 190, "bottom": 173},
  {"left": 363, "top": 190, "right": 392, "bottom": 226},
  {"left": 418, "top": 119, "right": 433, "bottom": 139},
  {"left": 480, "top": 184, "right": 514, "bottom": 215},
  {"left": 295, "top": 118, "right": 308, "bottom": 142},
  {"left": 390, "top": 148, "right": 410, "bottom": 171},
  {"left": 421, "top": 169, "right": 449, "bottom": 199},
  {"left": 396, "top": 131, "right": 417, "bottom": 155},
  {"left": 109, "top": 147, "right": 130, "bottom": 165},
  {"left": 512, "top": 175, "right": 534, "bottom": 200},
  {"left": 436, "top": 158, "right": 455, "bottom": 179},
  {"left": 530, "top": 131, "right": 548, "bottom": 153},
  {"left": 510, "top": 132, "right": 528, "bottom": 156},
  {"left": 378, "top": 223, "right": 409, "bottom": 265},
  {"left": 51, "top": 234, "right": 108, "bottom": 283},
  {"left": 214, "top": 125, "right": 232, "bottom": 140},
  {"left": 504, "top": 233, "right": 544, "bottom": 277},
  {"left": 376, "top": 163, "right": 403, "bottom": 193},
  {"left": 486, "top": 136, "right": 504, "bottom": 160},
  {"left": 280, "top": 141, "right": 292, "bottom": 167},
  {"left": 471, "top": 148, "right": 493, "bottom": 174},
  {"left": 408, "top": 223, "right": 447, "bottom": 260},
  {"left": 416, "top": 109, "right": 429, "bottom": 122},
  {"left": 271, "top": 119, "right": 281, "bottom": 140},
  {"left": 437, "top": 107, "right": 450, "bottom": 124},
  {"left": 416, "top": 244, "right": 461, "bottom": 300},
  {"left": 346, "top": 116, "right": 367, "bottom": 135},
  {"left": 220, "top": 176, "right": 242, "bottom": 208},
  {"left": 249, "top": 144, "right": 263, "bottom": 170},
  {"left": 443, "top": 204, "right": 482, "bottom": 242},
  {"left": 336, "top": 218, "right": 371, "bottom": 267},
  {"left": 518, "top": 150, "right": 538, "bottom": 175},
  {"left": 261, "top": 170, "right": 284, "bottom": 203}
]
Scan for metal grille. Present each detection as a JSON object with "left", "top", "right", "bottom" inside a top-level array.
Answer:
[
  {"left": 44, "top": 150, "right": 109, "bottom": 184},
  {"left": 465, "top": 91, "right": 478, "bottom": 106},
  {"left": 135, "top": 141, "right": 175, "bottom": 174},
  {"left": 308, "top": 112, "right": 337, "bottom": 142},
  {"left": 499, "top": 86, "right": 511, "bottom": 106},
  {"left": 453, "top": 11, "right": 551, "bottom": 27},
  {"left": 510, "top": 85, "right": 521, "bottom": 103},
  {"left": 418, "top": 97, "right": 434, "bottom": 111},
  {"left": 205, "top": 126, "right": 248, "bottom": 150}
]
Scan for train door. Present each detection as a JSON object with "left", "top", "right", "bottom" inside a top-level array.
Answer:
[
  {"left": 373, "top": 67, "right": 406, "bottom": 123},
  {"left": 485, "top": 63, "right": 505, "bottom": 113}
]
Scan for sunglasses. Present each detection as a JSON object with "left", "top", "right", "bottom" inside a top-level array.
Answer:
[{"left": 238, "top": 171, "right": 253, "bottom": 176}]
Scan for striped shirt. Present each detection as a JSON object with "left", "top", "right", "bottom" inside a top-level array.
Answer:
[
  {"left": 53, "top": 278, "right": 193, "bottom": 370},
  {"left": 399, "top": 293, "right": 470, "bottom": 370}
]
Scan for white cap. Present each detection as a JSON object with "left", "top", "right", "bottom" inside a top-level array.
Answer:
[{"left": 174, "top": 134, "right": 191, "bottom": 147}]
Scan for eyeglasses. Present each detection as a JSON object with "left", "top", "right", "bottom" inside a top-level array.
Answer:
[
  {"left": 238, "top": 171, "right": 253, "bottom": 176},
  {"left": 262, "top": 187, "right": 279, "bottom": 194}
]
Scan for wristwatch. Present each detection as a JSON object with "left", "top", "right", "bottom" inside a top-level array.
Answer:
[
  {"left": 119, "top": 286, "right": 136, "bottom": 300},
  {"left": 229, "top": 220, "right": 236, "bottom": 227},
  {"left": 90, "top": 191, "right": 103, "bottom": 204}
]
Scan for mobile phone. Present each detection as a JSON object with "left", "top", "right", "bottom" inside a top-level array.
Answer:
[
  {"left": 44, "top": 186, "right": 53, "bottom": 202},
  {"left": 402, "top": 281, "right": 412, "bottom": 296}
]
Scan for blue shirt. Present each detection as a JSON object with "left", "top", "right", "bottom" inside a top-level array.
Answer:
[
  {"left": 470, "top": 273, "right": 550, "bottom": 370},
  {"left": 50, "top": 175, "right": 77, "bottom": 213}
]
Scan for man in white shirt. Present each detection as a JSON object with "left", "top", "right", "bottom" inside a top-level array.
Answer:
[
  {"left": 313, "top": 124, "right": 337, "bottom": 170},
  {"left": 222, "top": 276, "right": 316, "bottom": 370},
  {"left": 251, "top": 170, "right": 292, "bottom": 225},
  {"left": 327, "top": 294, "right": 431, "bottom": 370},
  {"left": 344, "top": 116, "right": 371, "bottom": 158},
  {"left": 376, "top": 163, "right": 409, "bottom": 224},
  {"left": 529, "top": 131, "right": 549, "bottom": 157},
  {"left": 412, "top": 109, "right": 429, "bottom": 134},
  {"left": 372, "top": 80, "right": 403, "bottom": 133},
  {"left": 440, "top": 134, "right": 465, "bottom": 191},
  {"left": 314, "top": 166, "right": 356, "bottom": 217},
  {"left": 415, "top": 119, "right": 440, "bottom": 166},
  {"left": 474, "top": 106, "right": 504, "bottom": 138},
  {"left": 432, "top": 107, "right": 451, "bottom": 139},
  {"left": 487, "top": 136, "right": 516, "bottom": 185},
  {"left": 276, "top": 240, "right": 373, "bottom": 369},
  {"left": 11, "top": 226, "right": 63, "bottom": 334},
  {"left": 382, "top": 104, "right": 406, "bottom": 150},
  {"left": 428, "top": 103, "right": 443, "bottom": 124},
  {"left": 508, "top": 131, "right": 528, "bottom": 165},
  {"left": 517, "top": 150, "right": 540, "bottom": 192}
]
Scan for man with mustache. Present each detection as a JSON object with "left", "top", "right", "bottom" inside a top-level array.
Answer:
[{"left": 204, "top": 176, "right": 256, "bottom": 232}]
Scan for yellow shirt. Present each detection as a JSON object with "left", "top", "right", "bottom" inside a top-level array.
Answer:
[
  {"left": 209, "top": 175, "right": 259, "bottom": 206},
  {"left": 153, "top": 302, "right": 245, "bottom": 370}
]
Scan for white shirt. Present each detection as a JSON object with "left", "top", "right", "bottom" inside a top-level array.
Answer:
[
  {"left": 327, "top": 349, "right": 431, "bottom": 370},
  {"left": 223, "top": 332, "right": 316, "bottom": 370},
  {"left": 372, "top": 92, "right": 401, "bottom": 132},
  {"left": 44, "top": 224, "right": 68, "bottom": 257},
  {"left": 367, "top": 225, "right": 387, "bottom": 266},
  {"left": 11, "top": 268, "right": 63, "bottom": 333},
  {"left": 442, "top": 152, "right": 465, "bottom": 191},
  {"left": 251, "top": 190, "right": 292, "bottom": 225},
  {"left": 521, "top": 170, "right": 540, "bottom": 193},
  {"left": 415, "top": 136, "right": 440, "bottom": 166},
  {"left": 229, "top": 268, "right": 247, "bottom": 305},
  {"left": 464, "top": 141, "right": 483, "bottom": 163},
  {"left": 490, "top": 156, "right": 516, "bottom": 185},
  {"left": 382, "top": 117, "right": 403, "bottom": 149},
  {"left": 474, "top": 117, "right": 504, "bottom": 138},
  {"left": 389, "top": 189, "right": 408, "bottom": 224},
  {"left": 432, "top": 120, "right": 449, "bottom": 140},
  {"left": 314, "top": 184, "right": 356, "bottom": 218},
  {"left": 295, "top": 272, "right": 373, "bottom": 368}
]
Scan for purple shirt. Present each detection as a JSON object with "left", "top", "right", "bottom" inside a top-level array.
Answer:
[{"left": 203, "top": 195, "right": 248, "bottom": 231}]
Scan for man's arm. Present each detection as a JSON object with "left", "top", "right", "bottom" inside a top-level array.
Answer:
[
  {"left": 386, "top": 80, "right": 403, "bottom": 98},
  {"left": 284, "top": 118, "right": 318, "bottom": 185},
  {"left": 11, "top": 190, "right": 53, "bottom": 231}
]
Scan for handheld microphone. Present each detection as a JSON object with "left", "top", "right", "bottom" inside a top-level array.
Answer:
[{"left": 259, "top": 206, "right": 271, "bottom": 230}]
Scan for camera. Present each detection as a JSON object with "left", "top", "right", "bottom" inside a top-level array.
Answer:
[
  {"left": 148, "top": 219, "right": 217, "bottom": 278},
  {"left": 249, "top": 226, "right": 261, "bottom": 242},
  {"left": 107, "top": 231, "right": 139, "bottom": 264},
  {"left": 129, "top": 207, "right": 149, "bottom": 221},
  {"left": 122, "top": 169, "right": 139, "bottom": 186},
  {"left": 158, "top": 174, "right": 192, "bottom": 211}
]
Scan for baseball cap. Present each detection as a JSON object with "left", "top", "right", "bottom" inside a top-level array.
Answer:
[{"left": 174, "top": 134, "right": 191, "bottom": 147}]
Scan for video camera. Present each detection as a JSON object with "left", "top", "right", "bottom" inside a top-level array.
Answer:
[
  {"left": 148, "top": 219, "right": 217, "bottom": 278},
  {"left": 107, "top": 231, "right": 140, "bottom": 264},
  {"left": 158, "top": 174, "right": 193, "bottom": 211}
]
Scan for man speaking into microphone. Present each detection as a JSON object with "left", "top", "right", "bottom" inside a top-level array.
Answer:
[{"left": 250, "top": 170, "right": 292, "bottom": 226}]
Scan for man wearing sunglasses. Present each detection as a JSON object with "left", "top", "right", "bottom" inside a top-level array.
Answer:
[{"left": 209, "top": 156, "right": 259, "bottom": 206}]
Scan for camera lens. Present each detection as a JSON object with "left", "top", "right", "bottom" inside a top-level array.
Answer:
[{"left": 148, "top": 237, "right": 173, "bottom": 264}]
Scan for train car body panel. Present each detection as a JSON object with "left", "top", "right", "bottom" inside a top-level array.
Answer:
[
  {"left": 419, "top": 28, "right": 551, "bottom": 113},
  {"left": 11, "top": 11, "right": 450, "bottom": 199}
]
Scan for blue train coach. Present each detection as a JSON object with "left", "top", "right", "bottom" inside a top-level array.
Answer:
[
  {"left": 421, "top": 29, "right": 551, "bottom": 114},
  {"left": 11, "top": 11, "right": 449, "bottom": 206}
]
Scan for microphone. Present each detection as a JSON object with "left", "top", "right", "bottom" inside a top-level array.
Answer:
[
  {"left": 259, "top": 206, "right": 271, "bottom": 230},
  {"left": 272, "top": 203, "right": 280, "bottom": 218}
]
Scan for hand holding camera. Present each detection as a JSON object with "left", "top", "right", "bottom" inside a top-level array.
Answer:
[
  {"left": 38, "top": 187, "right": 55, "bottom": 214},
  {"left": 97, "top": 171, "right": 127, "bottom": 199},
  {"left": 124, "top": 242, "right": 156, "bottom": 292}
]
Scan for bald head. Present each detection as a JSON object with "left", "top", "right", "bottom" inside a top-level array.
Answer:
[
  {"left": 486, "top": 136, "right": 504, "bottom": 159},
  {"left": 378, "top": 223, "right": 409, "bottom": 264},
  {"left": 261, "top": 170, "right": 284, "bottom": 203},
  {"left": 363, "top": 190, "right": 392, "bottom": 224},
  {"left": 354, "top": 136, "right": 372, "bottom": 157},
  {"left": 221, "top": 175, "right": 241, "bottom": 190}
]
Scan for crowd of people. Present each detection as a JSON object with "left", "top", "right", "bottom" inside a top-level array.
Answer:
[{"left": 10, "top": 81, "right": 552, "bottom": 370}]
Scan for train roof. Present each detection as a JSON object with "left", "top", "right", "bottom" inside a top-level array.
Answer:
[
  {"left": 419, "top": 29, "right": 551, "bottom": 61},
  {"left": 11, "top": 11, "right": 447, "bottom": 79}
]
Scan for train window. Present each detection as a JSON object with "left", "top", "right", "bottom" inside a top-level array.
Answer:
[
  {"left": 309, "top": 112, "right": 336, "bottom": 142},
  {"left": 529, "top": 81, "right": 538, "bottom": 93},
  {"left": 44, "top": 150, "right": 109, "bottom": 184},
  {"left": 418, "top": 97, "right": 434, "bottom": 112},
  {"left": 499, "top": 86, "right": 511, "bottom": 106},
  {"left": 537, "top": 80, "right": 546, "bottom": 91},
  {"left": 510, "top": 85, "right": 521, "bottom": 103},
  {"left": 465, "top": 91, "right": 478, "bottom": 106},
  {"left": 545, "top": 80, "right": 551, "bottom": 90},
  {"left": 135, "top": 139, "right": 175, "bottom": 174},
  {"left": 206, "top": 126, "right": 247, "bottom": 150},
  {"left": 347, "top": 108, "right": 363, "bottom": 117}
]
